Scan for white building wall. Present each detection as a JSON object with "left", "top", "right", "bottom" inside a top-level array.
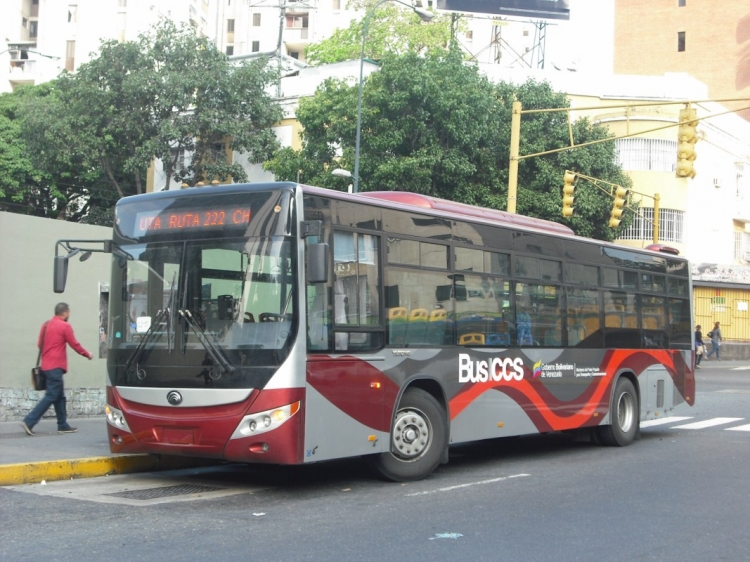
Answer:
[{"left": 1, "top": 0, "right": 212, "bottom": 93}]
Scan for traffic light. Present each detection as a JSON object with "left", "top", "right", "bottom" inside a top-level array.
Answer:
[
  {"left": 609, "top": 186, "right": 629, "bottom": 228},
  {"left": 562, "top": 171, "right": 576, "bottom": 218},
  {"left": 676, "top": 105, "right": 698, "bottom": 178}
]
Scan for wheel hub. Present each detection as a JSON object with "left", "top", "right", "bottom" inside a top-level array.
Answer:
[{"left": 392, "top": 408, "right": 431, "bottom": 460}]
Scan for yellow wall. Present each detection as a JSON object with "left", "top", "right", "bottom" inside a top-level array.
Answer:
[{"left": 694, "top": 286, "right": 750, "bottom": 341}]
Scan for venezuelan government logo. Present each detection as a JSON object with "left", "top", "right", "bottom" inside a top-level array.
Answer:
[{"left": 533, "top": 360, "right": 543, "bottom": 378}]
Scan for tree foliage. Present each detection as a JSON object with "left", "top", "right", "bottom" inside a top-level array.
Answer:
[
  {"left": 0, "top": 85, "right": 105, "bottom": 221},
  {"left": 15, "top": 20, "right": 282, "bottom": 224},
  {"left": 265, "top": 48, "right": 633, "bottom": 241},
  {"left": 305, "top": 1, "right": 455, "bottom": 65}
]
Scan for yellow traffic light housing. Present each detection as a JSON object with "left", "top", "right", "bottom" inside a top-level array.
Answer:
[
  {"left": 676, "top": 105, "right": 698, "bottom": 178},
  {"left": 609, "top": 186, "right": 629, "bottom": 228},
  {"left": 562, "top": 171, "right": 577, "bottom": 218}
]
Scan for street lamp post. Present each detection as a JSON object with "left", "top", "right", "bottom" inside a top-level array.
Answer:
[{"left": 352, "top": 0, "right": 434, "bottom": 193}]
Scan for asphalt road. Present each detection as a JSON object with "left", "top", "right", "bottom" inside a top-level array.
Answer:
[{"left": 3, "top": 363, "right": 749, "bottom": 562}]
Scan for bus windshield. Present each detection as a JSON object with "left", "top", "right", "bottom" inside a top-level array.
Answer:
[{"left": 108, "top": 236, "right": 296, "bottom": 387}]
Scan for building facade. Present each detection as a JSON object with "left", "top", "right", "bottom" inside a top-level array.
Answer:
[
  {"left": 613, "top": 0, "right": 750, "bottom": 120},
  {"left": 1, "top": 0, "right": 568, "bottom": 93}
]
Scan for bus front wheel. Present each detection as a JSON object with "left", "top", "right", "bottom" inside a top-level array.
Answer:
[
  {"left": 370, "top": 388, "right": 447, "bottom": 482},
  {"left": 598, "top": 377, "right": 639, "bottom": 447}
]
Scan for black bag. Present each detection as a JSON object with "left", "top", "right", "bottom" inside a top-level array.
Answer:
[
  {"left": 32, "top": 322, "right": 48, "bottom": 391},
  {"left": 707, "top": 331, "right": 714, "bottom": 338},
  {"left": 31, "top": 367, "right": 46, "bottom": 391}
]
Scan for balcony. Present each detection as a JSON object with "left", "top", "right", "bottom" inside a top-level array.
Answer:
[
  {"left": 284, "top": 27, "right": 310, "bottom": 52},
  {"left": 8, "top": 59, "right": 38, "bottom": 85}
]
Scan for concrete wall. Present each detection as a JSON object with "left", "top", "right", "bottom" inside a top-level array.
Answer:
[{"left": 0, "top": 212, "right": 111, "bottom": 421}]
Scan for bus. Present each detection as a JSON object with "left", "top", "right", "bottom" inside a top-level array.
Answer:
[{"left": 54, "top": 182, "right": 695, "bottom": 481}]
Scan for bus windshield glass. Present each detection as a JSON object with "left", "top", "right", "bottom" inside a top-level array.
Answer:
[{"left": 108, "top": 236, "right": 296, "bottom": 388}]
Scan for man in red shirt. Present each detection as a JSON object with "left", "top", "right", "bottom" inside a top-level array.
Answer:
[{"left": 21, "top": 303, "right": 92, "bottom": 436}]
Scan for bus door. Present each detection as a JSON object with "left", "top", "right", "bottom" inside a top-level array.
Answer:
[{"left": 305, "top": 231, "right": 388, "bottom": 459}]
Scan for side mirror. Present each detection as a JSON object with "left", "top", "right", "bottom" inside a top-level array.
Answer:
[
  {"left": 307, "top": 243, "right": 329, "bottom": 284},
  {"left": 54, "top": 255, "right": 69, "bottom": 293}
]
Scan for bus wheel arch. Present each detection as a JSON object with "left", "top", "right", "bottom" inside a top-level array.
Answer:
[
  {"left": 598, "top": 373, "right": 640, "bottom": 447},
  {"left": 370, "top": 381, "right": 449, "bottom": 482}
]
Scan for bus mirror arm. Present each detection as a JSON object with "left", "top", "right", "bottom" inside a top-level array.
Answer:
[{"left": 53, "top": 239, "right": 125, "bottom": 293}]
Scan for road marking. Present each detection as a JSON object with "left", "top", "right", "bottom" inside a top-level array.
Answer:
[
  {"left": 6, "top": 469, "right": 266, "bottom": 506},
  {"left": 725, "top": 424, "right": 750, "bottom": 432},
  {"left": 405, "top": 473, "right": 530, "bottom": 497},
  {"left": 671, "top": 417, "right": 745, "bottom": 430},
  {"left": 731, "top": 366, "right": 750, "bottom": 371},
  {"left": 640, "top": 416, "right": 693, "bottom": 428}
]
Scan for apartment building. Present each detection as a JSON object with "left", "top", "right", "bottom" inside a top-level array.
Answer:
[
  {"left": 1, "top": 0, "right": 560, "bottom": 93},
  {"left": 1, "top": 0, "right": 212, "bottom": 93}
]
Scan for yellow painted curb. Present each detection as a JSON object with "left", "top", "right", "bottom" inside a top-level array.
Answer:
[{"left": 0, "top": 455, "right": 221, "bottom": 486}]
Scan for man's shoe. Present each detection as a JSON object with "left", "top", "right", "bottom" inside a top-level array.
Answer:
[
  {"left": 58, "top": 426, "right": 78, "bottom": 434},
  {"left": 21, "top": 421, "right": 35, "bottom": 436}
]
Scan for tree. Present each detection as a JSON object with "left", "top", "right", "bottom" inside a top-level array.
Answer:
[
  {"left": 305, "top": 1, "right": 455, "bottom": 65},
  {"left": 265, "top": 48, "right": 633, "bottom": 241},
  {"left": 18, "top": 20, "right": 282, "bottom": 223},
  {"left": 0, "top": 85, "right": 106, "bottom": 221}
]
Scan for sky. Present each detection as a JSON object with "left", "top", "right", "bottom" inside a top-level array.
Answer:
[{"left": 544, "top": 0, "right": 615, "bottom": 73}]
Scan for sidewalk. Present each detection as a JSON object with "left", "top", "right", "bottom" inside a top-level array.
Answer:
[{"left": 0, "top": 417, "right": 217, "bottom": 486}]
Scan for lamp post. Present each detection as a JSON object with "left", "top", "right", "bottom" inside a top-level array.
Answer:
[
  {"left": 352, "top": 0, "right": 434, "bottom": 193},
  {"left": 331, "top": 168, "right": 353, "bottom": 193}
]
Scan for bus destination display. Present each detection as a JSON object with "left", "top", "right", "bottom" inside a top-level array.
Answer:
[{"left": 134, "top": 207, "right": 252, "bottom": 234}]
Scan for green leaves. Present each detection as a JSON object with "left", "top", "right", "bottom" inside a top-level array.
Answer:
[
  {"left": 7, "top": 19, "right": 281, "bottom": 224},
  {"left": 305, "top": 2, "right": 454, "bottom": 65},
  {"left": 266, "top": 49, "right": 631, "bottom": 241}
]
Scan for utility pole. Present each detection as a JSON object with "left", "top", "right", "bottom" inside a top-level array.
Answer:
[{"left": 507, "top": 100, "right": 521, "bottom": 214}]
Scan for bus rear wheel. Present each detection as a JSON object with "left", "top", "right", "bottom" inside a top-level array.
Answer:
[
  {"left": 370, "top": 388, "right": 447, "bottom": 482},
  {"left": 597, "top": 377, "right": 639, "bottom": 447}
]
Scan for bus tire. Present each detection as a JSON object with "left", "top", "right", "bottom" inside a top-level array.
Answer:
[
  {"left": 598, "top": 377, "right": 639, "bottom": 447},
  {"left": 370, "top": 388, "right": 447, "bottom": 482}
]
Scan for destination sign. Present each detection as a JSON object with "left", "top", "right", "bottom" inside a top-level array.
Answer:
[{"left": 134, "top": 207, "right": 252, "bottom": 235}]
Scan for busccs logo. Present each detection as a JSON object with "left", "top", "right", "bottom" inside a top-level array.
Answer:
[
  {"left": 459, "top": 353, "right": 524, "bottom": 383},
  {"left": 533, "top": 360, "right": 543, "bottom": 378}
]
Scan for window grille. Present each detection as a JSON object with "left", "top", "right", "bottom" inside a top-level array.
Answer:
[
  {"left": 735, "top": 231, "right": 750, "bottom": 262},
  {"left": 616, "top": 138, "right": 676, "bottom": 172},
  {"left": 619, "top": 208, "right": 684, "bottom": 243}
]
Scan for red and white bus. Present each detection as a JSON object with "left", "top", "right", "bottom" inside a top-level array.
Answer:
[{"left": 55, "top": 182, "right": 696, "bottom": 481}]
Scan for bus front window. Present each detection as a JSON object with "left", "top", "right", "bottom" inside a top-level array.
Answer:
[{"left": 110, "top": 237, "right": 296, "bottom": 363}]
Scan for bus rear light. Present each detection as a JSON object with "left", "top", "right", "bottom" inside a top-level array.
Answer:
[
  {"left": 230, "top": 401, "right": 301, "bottom": 440},
  {"left": 105, "top": 404, "right": 132, "bottom": 433}
]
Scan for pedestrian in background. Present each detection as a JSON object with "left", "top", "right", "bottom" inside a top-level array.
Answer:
[
  {"left": 705, "top": 321, "right": 723, "bottom": 361},
  {"left": 21, "top": 303, "right": 92, "bottom": 436},
  {"left": 694, "top": 324, "right": 704, "bottom": 367}
]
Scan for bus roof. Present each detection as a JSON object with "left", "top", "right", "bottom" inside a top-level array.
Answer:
[
  {"left": 301, "top": 185, "right": 684, "bottom": 260},
  {"left": 301, "top": 185, "right": 574, "bottom": 236}
]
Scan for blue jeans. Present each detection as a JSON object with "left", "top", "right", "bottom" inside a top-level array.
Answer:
[
  {"left": 23, "top": 368, "right": 68, "bottom": 429},
  {"left": 706, "top": 338, "right": 721, "bottom": 359}
]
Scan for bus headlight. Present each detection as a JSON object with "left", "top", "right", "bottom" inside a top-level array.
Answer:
[
  {"left": 230, "top": 401, "right": 300, "bottom": 439},
  {"left": 105, "top": 404, "right": 132, "bottom": 433}
]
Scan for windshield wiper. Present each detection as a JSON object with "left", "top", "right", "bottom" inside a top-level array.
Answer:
[
  {"left": 124, "top": 308, "right": 169, "bottom": 374},
  {"left": 178, "top": 309, "right": 235, "bottom": 374},
  {"left": 166, "top": 272, "right": 177, "bottom": 353}
]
